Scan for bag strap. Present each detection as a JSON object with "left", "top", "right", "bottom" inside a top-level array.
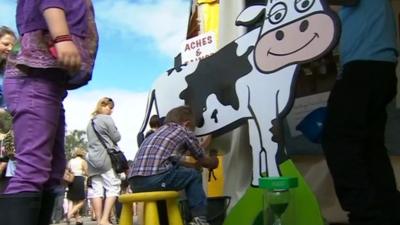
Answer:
[{"left": 91, "top": 119, "right": 113, "bottom": 154}]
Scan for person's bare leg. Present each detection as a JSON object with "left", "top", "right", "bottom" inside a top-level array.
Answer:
[
  {"left": 109, "top": 205, "right": 116, "bottom": 223},
  {"left": 74, "top": 205, "right": 78, "bottom": 224},
  {"left": 90, "top": 199, "right": 96, "bottom": 221},
  {"left": 100, "top": 196, "right": 116, "bottom": 225},
  {"left": 68, "top": 201, "right": 83, "bottom": 218},
  {"left": 71, "top": 200, "right": 84, "bottom": 223},
  {"left": 134, "top": 202, "right": 144, "bottom": 225},
  {"left": 92, "top": 197, "right": 103, "bottom": 225},
  {"left": 67, "top": 200, "right": 74, "bottom": 223},
  {"left": 69, "top": 201, "right": 77, "bottom": 223}
]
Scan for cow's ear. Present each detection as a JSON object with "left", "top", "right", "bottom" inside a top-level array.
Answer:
[{"left": 236, "top": 5, "right": 265, "bottom": 27}]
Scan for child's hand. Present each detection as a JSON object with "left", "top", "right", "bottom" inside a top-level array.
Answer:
[
  {"left": 199, "top": 135, "right": 212, "bottom": 148},
  {"left": 42, "top": 8, "right": 82, "bottom": 72},
  {"left": 207, "top": 155, "right": 219, "bottom": 169},
  {"left": 54, "top": 41, "right": 81, "bottom": 72},
  {"left": 209, "top": 148, "right": 218, "bottom": 157}
]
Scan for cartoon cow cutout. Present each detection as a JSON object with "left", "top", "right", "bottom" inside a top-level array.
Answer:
[{"left": 138, "top": 0, "right": 339, "bottom": 186}]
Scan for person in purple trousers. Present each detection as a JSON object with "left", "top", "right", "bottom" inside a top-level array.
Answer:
[{"left": 0, "top": 0, "right": 98, "bottom": 225}]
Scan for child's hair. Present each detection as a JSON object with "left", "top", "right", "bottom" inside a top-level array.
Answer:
[
  {"left": 91, "top": 97, "right": 114, "bottom": 116},
  {"left": 0, "top": 26, "right": 16, "bottom": 39},
  {"left": 149, "top": 115, "right": 161, "bottom": 129},
  {"left": 164, "top": 105, "right": 195, "bottom": 125}
]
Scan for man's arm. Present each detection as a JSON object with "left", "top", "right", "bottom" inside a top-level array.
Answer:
[{"left": 104, "top": 116, "right": 121, "bottom": 143}]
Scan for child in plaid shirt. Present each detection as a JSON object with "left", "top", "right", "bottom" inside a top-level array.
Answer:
[{"left": 129, "top": 105, "right": 218, "bottom": 225}]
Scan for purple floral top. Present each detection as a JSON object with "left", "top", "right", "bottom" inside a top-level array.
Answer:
[{"left": 6, "top": 0, "right": 98, "bottom": 90}]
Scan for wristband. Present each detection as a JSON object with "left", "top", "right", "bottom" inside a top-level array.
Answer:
[{"left": 53, "top": 35, "right": 72, "bottom": 44}]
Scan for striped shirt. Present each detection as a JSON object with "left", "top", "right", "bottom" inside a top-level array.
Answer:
[{"left": 130, "top": 122, "right": 205, "bottom": 177}]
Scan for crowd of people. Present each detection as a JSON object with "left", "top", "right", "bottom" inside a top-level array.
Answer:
[
  {"left": 0, "top": 0, "right": 98, "bottom": 224},
  {"left": 0, "top": 0, "right": 399, "bottom": 225},
  {"left": 0, "top": 2, "right": 221, "bottom": 225},
  {"left": 50, "top": 145, "right": 127, "bottom": 225},
  {"left": 0, "top": 26, "right": 17, "bottom": 196}
]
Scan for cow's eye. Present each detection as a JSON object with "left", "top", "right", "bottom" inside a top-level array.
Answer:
[
  {"left": 268, "top": 2, "right": 287, "bottom": 25},
  {"left": 295, "top": 0, "right": 315, "bottom": 13}
]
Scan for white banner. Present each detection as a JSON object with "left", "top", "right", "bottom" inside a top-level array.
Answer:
[{"left": 180, "top": 32, "right": 217, "bottom": 64}]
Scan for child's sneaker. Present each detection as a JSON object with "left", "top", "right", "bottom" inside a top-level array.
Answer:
[{"left": 189, "top": 216, "right": 210, "bottom": 225}]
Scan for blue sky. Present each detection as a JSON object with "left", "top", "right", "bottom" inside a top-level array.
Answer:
[
  {"left": 0, "top": 0, "right": 191, "bottom": 157},
  {"left": 88, "top": 0, "right": 191, "bottom": 92}
]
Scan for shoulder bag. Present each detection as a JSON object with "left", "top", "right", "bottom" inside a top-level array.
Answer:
[{"left": 91, "top": 119, "right": 129, "bottom": 173}]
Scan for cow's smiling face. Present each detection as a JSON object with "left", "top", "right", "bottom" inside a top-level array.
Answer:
[{"left": 253, "top": 0, "right": 337, "bottom": 73}]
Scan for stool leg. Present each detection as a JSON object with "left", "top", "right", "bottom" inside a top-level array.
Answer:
[
  {"left": 145, "top": 201, "right": 160, "bottom": 225},
  {"left": 119, "top": 203, "right": 133, "bottom": 225},
  {"left": 166, "top": 199, "right": 184, "bottom": 225}
]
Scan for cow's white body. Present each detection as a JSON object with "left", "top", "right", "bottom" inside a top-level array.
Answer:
[{"left": 139, "top": 0, "right": 339, "bottom": 186}]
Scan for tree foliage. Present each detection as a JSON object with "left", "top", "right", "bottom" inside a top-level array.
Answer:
[
  {"left": 0, "top": 109, "right": 12, "bottom": 133},
  {"left": 65, "top": 129, "right": 87, "bottom": 160}
]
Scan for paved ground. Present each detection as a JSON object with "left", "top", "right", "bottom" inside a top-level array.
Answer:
[{"left": 51, "top": 216, "right": 100, "bottom": 225}]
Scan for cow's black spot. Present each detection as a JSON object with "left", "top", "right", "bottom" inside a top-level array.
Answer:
[
  {"left": 167, "top": 54, "right": 186, "bottom": 75},
  {"left": 179, "top": 42, "right": 253, "bottom": 127},
  {"left": 211, "top": 109, "right": 218, "bottom": 123}
]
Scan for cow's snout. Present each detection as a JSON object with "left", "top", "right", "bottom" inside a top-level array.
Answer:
[
  {"left": 254, "top": 13, "right": 336, "bottom": 73},
  {"left": 274, "top": 20, "right": 309, "bottom": 41}
]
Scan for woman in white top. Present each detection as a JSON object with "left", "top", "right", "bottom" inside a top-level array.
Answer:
[{"left": 66, "top": 147, "right": 88, "bottom": 225}]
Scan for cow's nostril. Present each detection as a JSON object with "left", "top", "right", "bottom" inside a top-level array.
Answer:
[
  {"left": 300, "top": 20, "right": 309, "bottom": 32},
  {"left": 275, "top": 30, "right": 284, "bottom": 41}
]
